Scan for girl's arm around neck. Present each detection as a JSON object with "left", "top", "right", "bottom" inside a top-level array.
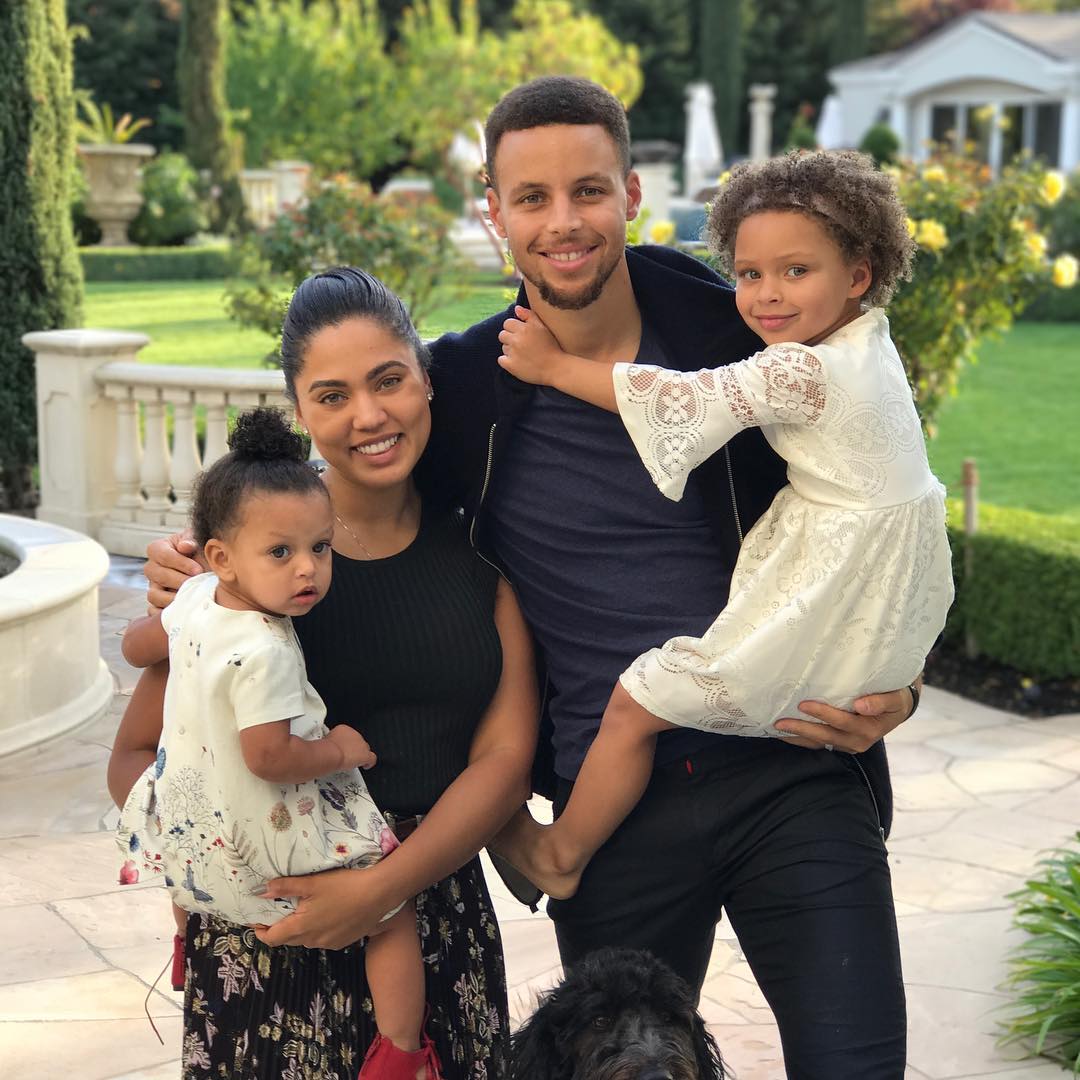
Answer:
[
  {"left": 254, "top": 577, "right": 539, "bottom": 949},
  {"left": 122, "top": 612, "right": 170, "bottom": 668}
]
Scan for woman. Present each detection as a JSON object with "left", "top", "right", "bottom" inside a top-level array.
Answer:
[{"left": 107, "top": 267, "right": 538, "bottom": 1079}]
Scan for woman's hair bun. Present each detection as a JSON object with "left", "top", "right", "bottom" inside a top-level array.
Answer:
[{"left": 228, "top": 406, "right": 305, "bottom": 463}]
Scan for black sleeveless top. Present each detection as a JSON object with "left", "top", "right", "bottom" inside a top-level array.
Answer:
[{"left": 295, "top": 506, "right": 502, "bottom": 817}]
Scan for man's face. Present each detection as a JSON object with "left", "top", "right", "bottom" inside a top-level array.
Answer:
[{"left": 487, "top": 124, "right": 641, "bottom": 311}]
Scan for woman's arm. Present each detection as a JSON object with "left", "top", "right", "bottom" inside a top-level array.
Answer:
[
  {"left": 255, "top": 577, "right": 539, "bottom": 949},
  {"left": 107, "top": 661, "right": 168, "bottom": 808}
]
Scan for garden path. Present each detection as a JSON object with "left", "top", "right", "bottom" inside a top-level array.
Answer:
[{"left": 0, "top": 556, "right": 1075, "bottom": 1079}]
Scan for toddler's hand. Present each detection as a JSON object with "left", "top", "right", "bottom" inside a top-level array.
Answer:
[
  {"left": 497, "top": 306, "right": 567, "bottom": 386},
  {"left": 327, "top": 726, "right": 377, "bottom": 771}
]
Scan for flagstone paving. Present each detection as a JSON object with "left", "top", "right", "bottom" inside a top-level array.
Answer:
[{"left": 1, "top": 556, "right": 1076, "bottom": 1079}]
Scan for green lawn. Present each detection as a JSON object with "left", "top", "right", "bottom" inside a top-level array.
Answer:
[
  {"left": 925, "top": 322, "right": 1080, "bottom": 523},
  {"left": 84, "top": 281, "right": 1079, "bottom": 520},
  {"left": 84, "top": 279, "right": 509, "bottom": 367}
]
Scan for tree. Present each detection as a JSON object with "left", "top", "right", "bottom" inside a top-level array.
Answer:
[
  {"left": 0, "top": 0, "right": 83, "bottom": 508},
  {"left": 830, "top": 0, "right": 867, "bottom": 66},
  {"left": 699, "top": 0, "right": 742, "bottom": 157},
  {"left": 178, "top": 0, "right": 245, "bottom": 232},
  {"left": 68, "top": 0, "right": 183, "bottom": 151}
]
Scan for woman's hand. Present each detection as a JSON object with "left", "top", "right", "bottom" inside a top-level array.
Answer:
[
  {"left": 144, "top": 530, "right": 205, "bottom": 610},
  {"left": 497, "top": 306, "right": 567, "bottom": 387},
  {"left": 773, "top": 680, "right": 919, "bottom": 753},
  {"left": 253, "top": 866, "right": 395, "bottom": 950}
]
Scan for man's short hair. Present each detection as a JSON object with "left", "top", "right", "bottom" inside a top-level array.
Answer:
[{"left": 484, "top": 76, "right": 631, "bottom": 186}]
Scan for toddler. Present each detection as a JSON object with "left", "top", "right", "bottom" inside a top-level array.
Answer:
[
  {"left": 494, "top": 150, "right": 954, "bottom": 900},
  {"left": 118, "top": 407, "right": 441, "bottom": 1079}
]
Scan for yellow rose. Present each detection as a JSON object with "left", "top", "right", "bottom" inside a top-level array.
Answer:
[
  {"left": 922, "top": 164, "right": 947, "bottom": 183},
  {"left": 915, "top": 218, "right": 948, "bottom": 252},
  {"left": 905, "top": 217, "right": 916, "bottom": 238},
  {"left": 1025, "top": 232, "right": 1048, "bottom": 260},
  {"left": 1052, "top": 254, "right": 1078, "bottom": 289},
  {"left": 717, "top": 170, "right": 731, "bottom": 186},
  {"left": 649, "top": 219, "right": 676, "bottom": 245},
  {"left": 1042, "top": 170, "right": 1066, "bottom": 205}
]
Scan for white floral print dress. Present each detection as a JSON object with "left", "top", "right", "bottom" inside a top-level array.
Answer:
[
  {"left": 614, "top": 308, "right": 954, "bottom": 736},
  {"left": 117, "top": 573, "right": 398, "bottom": 924}
]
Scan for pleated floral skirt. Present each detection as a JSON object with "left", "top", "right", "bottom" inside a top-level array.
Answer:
[{"left": 180, "top": 857, "right": 509, "bottom": 1080}]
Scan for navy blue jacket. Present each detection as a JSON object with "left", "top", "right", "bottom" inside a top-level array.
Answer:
[{"left": 420, "top": 244, "right": 894, "bottom": 834}]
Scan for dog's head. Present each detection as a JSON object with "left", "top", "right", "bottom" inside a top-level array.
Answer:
[{"left": 510, "top": 947, "right": 726, "bottom": 1080}]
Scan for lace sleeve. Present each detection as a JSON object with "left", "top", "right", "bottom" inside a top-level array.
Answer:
[{"left": 612, "top": 345, "right": 827, "bottom": 501}]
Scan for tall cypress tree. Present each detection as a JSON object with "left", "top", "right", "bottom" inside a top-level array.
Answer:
[
  {"left": 0, "top": 0, "right": 83, "bottom": 508},
  {"left": 830, "top": 0, "right": 867, "bottom": 69},
  {"left": 700, "top": 0, "right": 742, "bottom": 158},
  {"left": 178, "top": 0, "right": 245, "bottom": 233}
]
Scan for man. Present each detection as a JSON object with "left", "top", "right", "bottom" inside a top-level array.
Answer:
[{"left": 422, "top": 77, "right": 915, "bottom": 1079}]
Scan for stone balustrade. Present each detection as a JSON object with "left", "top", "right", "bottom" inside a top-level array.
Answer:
[{"left": 24, "top": 329, "right": 298, "bottom": 558}]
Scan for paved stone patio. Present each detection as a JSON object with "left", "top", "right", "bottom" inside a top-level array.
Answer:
[{"left": 1, "top": 556, "right": 1076, "bottom": 1078}]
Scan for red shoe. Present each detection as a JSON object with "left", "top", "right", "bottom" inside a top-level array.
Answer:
[
  {"left": 170, "top": 933, "right": 185, "bottom": 992},
  {"left": 357, "top": 1032, "right": 443, "bottom": 1079}
]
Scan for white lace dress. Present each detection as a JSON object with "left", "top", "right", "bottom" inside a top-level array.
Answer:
[{"left": 614, "top": 308, "right": 954, "bottom": 736}]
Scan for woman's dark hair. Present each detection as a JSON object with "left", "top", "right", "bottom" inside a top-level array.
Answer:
[
  {"left": 279, "top": 266, "right": 430, "bottom": 404},
  {"left": 484, "top": 76, "right": 631, "bottom": 187},
  {"left": 705, "top": 150, "right": 916, "bottom": 307},
  {"left": 190, "top": 406, "right": 327, "bottom": 546}
]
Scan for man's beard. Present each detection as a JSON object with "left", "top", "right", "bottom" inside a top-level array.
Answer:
[{"left": 526, "top": 247, "right": 621, "bottom": 311}]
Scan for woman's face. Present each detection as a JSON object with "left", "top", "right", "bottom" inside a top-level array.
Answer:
[{"left": 293, "top": 317, "right": 432, "bottom": 497}]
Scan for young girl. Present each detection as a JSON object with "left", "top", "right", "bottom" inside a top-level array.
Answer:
[
  {"left": 117, "top": 406, "right": 442, "bottom": 1080},
  {"left": 494, "top": 149, "right": 954, "bottom": 900}
]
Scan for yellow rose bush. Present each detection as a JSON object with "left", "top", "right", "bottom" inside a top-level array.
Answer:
[{"left": 888, "top": 152, "right": 1076, "bottom": 431}]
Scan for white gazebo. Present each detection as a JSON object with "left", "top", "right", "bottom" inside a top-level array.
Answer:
[{"left": 819, "top": 12, "right": 1080, "bottom": 173}]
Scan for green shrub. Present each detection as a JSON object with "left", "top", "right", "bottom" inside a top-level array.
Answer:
[
  {"left": 1000, "top": 833, "right": 1080, "bottom": 1073},
  {"left": 80, "top": 245, "right": 231, "bottom": 282},
  {"left": 945, "top": 500, "right": 1080, "bottom": 679},
  {"left": 129, "top": 152, "right": 208, "bottom": 247},
  {"left": 224, "top": 175, "right": 464, "bottom": 357},
  {"left": 1023, "top": 283, "right": 1080, "bottom": 322},
  {"left": 859, "top": 122, "right": 900, "bottom": 166}
]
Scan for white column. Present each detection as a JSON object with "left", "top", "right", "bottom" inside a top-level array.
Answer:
[
  {"left": 748, "top": 84, "right": 777, "bottom": 162},
  {"left": 888, "top": 99, "right": 908, "bottom": 156},
  {"left": 166, "top": 392, "right": 201, "bottom": 527},
  {"left": 1061, "top": 95, "right": 1080, "bottom": 172},
  {"left": 103, "top": 388, "right": 143, "bottom": 521},
  {"left": 22, "top": 329, "right": 150, "bottom": 539},
  {"left": 137, "top": 392, "right": 172, "bottom": 523},
  {"left": 200, "top": 397, "right": 229, "bottom": 467},
  {"left": 634, "top": 162, "right": 676, "bottom": 226}
]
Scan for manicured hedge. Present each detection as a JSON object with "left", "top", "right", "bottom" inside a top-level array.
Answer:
[
  {"left": 945, "top": 500, "right": 1080, "bottom": 679},
  {"left": 80, "top": 244, "right": 231, "bottom": 281},
  {"left": 1021, "top": 283, "right": 1080, "bottom": 322}
]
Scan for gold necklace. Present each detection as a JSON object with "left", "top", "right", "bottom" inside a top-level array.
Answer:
[{"left": 333, "top": 513, "right": 375, "bottom": 560}]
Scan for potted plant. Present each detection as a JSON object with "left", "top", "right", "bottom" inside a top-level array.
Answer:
[{"left": 75, "top": 94, "right": 155, "bottom": 246}]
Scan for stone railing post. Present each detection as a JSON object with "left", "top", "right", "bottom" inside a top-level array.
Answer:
[{"left": 23, "top": 329, "right": 150, "bottom": 540}]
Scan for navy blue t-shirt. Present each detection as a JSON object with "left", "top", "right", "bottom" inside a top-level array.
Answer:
[{"left": 487, "top": 325, "right": 736, "bottom": 780}]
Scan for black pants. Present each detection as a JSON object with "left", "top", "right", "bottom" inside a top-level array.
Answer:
[{"left": 547, "top": 738, "right": 906, "bottom": 1080}]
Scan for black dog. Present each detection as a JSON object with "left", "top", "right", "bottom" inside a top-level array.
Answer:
[{"left": 510, "top": 947, "right": 726, "bottom": 1080}]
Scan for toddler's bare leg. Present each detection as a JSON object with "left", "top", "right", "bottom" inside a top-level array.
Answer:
[
  {"left": 171, "top": 901, "right": 187, "bottom": 935},
  {"left": 493, "top": 683, "right": 673, "bottom": 899},
  {"left": 364, "top": 900, "right": 425, "bottom": 1055}
]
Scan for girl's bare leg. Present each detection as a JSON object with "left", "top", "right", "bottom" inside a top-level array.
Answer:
[
  {"left": 171, "top": 901, "right": 187, "bottom": 934},
  {"left": 492, "top": 682, "right": 674, "bottom": 899},
  {"left": 364, "top": 901, "right": 426, "bottom": 1056}
]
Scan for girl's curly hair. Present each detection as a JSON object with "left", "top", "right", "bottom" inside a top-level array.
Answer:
[{"left": 705, "top": 150, "right": 916, "bottom": 307}]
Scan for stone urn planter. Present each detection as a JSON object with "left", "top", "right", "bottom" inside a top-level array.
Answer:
[{"left": 78, "top": 143, "right": 155, "bottom": 246}]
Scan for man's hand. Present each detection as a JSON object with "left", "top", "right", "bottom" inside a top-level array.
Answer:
[
  {"left": 144, "top": 530, "right": 205, "bottom": 610},
  {"left": 253, "top": 867, "right": 395, "bottom": 950},
  {"left": 773, "top": 681, "right": 919, "bottom": 753},
  {"left": 326, "top": 726, "right": 377, "bottom": 771},
  {"left": 497, "top": 306, "right": 567, "bottom": 387}
]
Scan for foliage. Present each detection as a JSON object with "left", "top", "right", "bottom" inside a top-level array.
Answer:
[
  {"left": 945, "top": 500, "right": 1080, "bottom": 678},
  {"left": 179, "top": 0, "right": 245, "bottom": 233},
  {"left": 859, "top": 122, "right": 901, "bottom": 166},
  {"left": 785, "top": 104, "right": 819, "bottom": 151},
  {"left": 829, "top": 0, "right": 867, "bottom": 65},
  {"left": 888, "top": 151, "right": 1074, "bottom": 430},
  {"left": 128, "top": 153, "right": 210, "bottom": 247},
  {"left": 999, "top": 833, "right": 1080, "bottom": 1072},
  {"left": 73, "top": 93, "right": 153, "bottom": 144},
  {"left": 224, "top": 176, "right": 465, "bottom": 359},
  {"left": 81, "top": 245, "right": 231, "bottom": 282},
  {"left": 699, "top": 0, "right": 742, "bottom": 156},
  {"left": 0, "top": 0, "right": 83, "bottom": 506},
  {"left": 68, "top": 0, "right": 183, "bottom": 152},
  {"left": 226, "top": 0, "right": 640, "bottom": 182}
]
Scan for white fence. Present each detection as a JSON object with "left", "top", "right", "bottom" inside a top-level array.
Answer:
[{"left": 24, "top": 330, "right": 298, "bottom": 557}]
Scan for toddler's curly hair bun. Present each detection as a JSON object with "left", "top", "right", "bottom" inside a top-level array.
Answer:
[
  {"left": 228, "top": 406, "right": 307, "bottom": 463},
  {"left": 191, "top": 406, "right": 325, "bottom": 547},
  {"left": 706, "top": 149, "right": 916, "bottom": 307}
]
